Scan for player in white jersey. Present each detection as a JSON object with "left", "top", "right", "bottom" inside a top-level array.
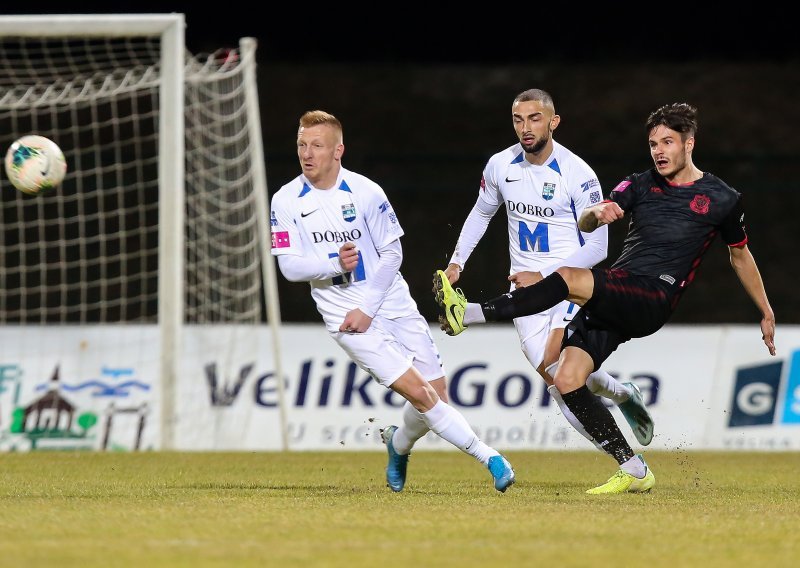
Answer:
[
  {"left": 438, "top": 89, "right": 654, "bottom": 448},
  {"left": 271, "top": 110, "right": 515, "bottom": 493}
]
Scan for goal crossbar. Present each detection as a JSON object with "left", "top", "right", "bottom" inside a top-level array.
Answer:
[{"left": 0, "top": 14, "right": 184, "bottom": 37}]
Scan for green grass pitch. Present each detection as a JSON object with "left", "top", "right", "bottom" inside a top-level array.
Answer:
[{"left": 1, "top": 450, "right": 799, "bottom": 567}]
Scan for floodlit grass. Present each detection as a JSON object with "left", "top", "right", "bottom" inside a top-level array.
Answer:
[{"left": 1, "top": 451, "right": 799, "bottom": 567}]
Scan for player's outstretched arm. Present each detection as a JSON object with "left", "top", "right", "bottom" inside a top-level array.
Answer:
[
  {"left": 445, "top": 199, "right": 497, "bottom": 284},
  {"left": 729, "top": 244, "right": 776, "bottom": 356}
]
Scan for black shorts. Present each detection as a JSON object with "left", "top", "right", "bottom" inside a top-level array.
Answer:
[{"left": 562, "top": 268, "right": 674, "bottom": 370}]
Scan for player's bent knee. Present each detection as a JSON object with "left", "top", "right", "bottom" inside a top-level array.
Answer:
[
  {"left": 391, "top": 368, "right": 439, "bottom": 412},
  {"left": 553, "top": 351, "right": 594, "bottom": 393}
]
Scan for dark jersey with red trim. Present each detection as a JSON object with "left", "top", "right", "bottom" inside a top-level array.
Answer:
[{"left": 608, "top": 169, "right": 747, "bottom": 289}]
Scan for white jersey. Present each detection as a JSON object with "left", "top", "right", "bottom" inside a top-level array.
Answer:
[
  {"left": 450, "top": 140, "right": 607, "bottom": 276},
  {"left": 270, "top": 167, "right": 418, "bottom": 332}
]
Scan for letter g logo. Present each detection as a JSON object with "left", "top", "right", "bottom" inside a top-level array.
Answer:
[
  {"left": 728, "top": 361, "right": 782, "bottom": 427},
  {"left": 735, "top": 383, "right": 773, "bottom": 416}
]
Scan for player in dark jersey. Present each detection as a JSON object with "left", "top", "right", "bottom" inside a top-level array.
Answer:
[{"left": 433, "top": 102, "right": 776, "bottom": 494}]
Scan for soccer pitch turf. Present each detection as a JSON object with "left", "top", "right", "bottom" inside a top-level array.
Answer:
[{"left": 1, "top": 450, "right": 798, "bottom": 567}]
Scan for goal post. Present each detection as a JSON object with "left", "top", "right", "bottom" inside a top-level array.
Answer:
[{"left": 0, "top": 14, "right": 287, "bottom": 451}]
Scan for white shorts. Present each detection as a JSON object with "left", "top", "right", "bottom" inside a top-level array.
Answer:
[
  {"left": 332, "top": 312, "right": 444, "bottom": 388},
  {"left": 513, "top": 299, "right": 579, "bottom": 368}
]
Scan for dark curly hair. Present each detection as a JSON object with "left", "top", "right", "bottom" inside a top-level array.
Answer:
[{"left": 646, "top": 103, "right": 698, "bottom": 139}]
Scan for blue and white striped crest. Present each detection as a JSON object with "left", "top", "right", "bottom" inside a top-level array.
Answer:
[{"left": 341, "top": 203, "right": 356, "bottom": 222}]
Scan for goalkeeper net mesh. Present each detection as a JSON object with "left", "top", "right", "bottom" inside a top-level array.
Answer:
[{"left": 0, "top": 35, "right": 265, "bottom": 324}]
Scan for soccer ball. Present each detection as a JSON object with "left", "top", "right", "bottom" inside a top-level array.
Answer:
[{"left": 4, "top": 135, "right": 67, "bottom": 195}]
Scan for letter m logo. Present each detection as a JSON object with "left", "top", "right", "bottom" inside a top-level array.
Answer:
[{"left": 518, "top": 221, "right": 549, "bottom": 252}]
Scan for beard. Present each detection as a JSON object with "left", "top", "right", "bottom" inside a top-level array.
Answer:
[{"left": 521, "top": 131, "right": 550, "bottom": 154}]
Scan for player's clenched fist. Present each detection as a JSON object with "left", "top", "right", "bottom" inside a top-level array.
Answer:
[
  {"left": 578, "top": 201, "right": 625, "bottom": 232},
  {"left": 338, "top": 242, "right": 360, "bottom": 272},
  {"left": 593, "top": 201, "right": 625, "bottom": 225}
]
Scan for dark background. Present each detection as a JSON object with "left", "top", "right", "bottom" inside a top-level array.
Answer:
[{"left": 8, "top": 5, "right": 799, "bottom": 325}]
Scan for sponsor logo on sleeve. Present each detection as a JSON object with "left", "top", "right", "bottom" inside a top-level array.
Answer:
[
  {"left": 270, "top": 211, "right": 277, "bottom": 226},
  {"left": 612, "top": 180, "right": 632, "bottom": 193},
  {"left": 271, "top": 231, "right": 290, "bottom": 249},
  {"left": 378, "top": 201, "right": 398, "bottom": 224},
  {"left": 580, "top": 178, "right": 600, "bottom": 192},
  {"left": 589, "top": 190, "right": 601, "bottom": 204}
]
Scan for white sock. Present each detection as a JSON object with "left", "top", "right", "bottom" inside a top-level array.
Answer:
[
  {"left": 392, "top": 401, "right": 429, "bottom": 454},
  {"left": 462, "top": 303, "right": 485, "bottom": 326},
  {"left": 620, "top": 454, "right": 647, "bottom": 478},
  {"left": 422, "top": 399, "right": 497, "bottom": 464},
  {"left": 547, "top": 385, "right": 603, "bottom": 451},
  {"left": 586, "top": 370, "right": 631, "bottom": 404}
]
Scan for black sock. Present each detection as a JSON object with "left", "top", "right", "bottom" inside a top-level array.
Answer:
[
  {"left": 561, "top": 385, "right": 633, "bottom": 465},
  {"left": 482, "top": 272, "right": 569, "bottom": 322}
]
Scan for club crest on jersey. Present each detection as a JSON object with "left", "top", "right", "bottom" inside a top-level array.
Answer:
[
  {"left": 690, "top": 194, "right": 710, "bottom": 215},
  {"left": 341, "top": 203, "right": 356, "bottom": 222},
  {"left": 542, "top": 182, "right": 556, "bottom": 200}
]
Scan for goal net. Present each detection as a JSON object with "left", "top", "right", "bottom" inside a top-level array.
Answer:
[{"left": 0, "top": 15, "right": 286, "bottom": 451}]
